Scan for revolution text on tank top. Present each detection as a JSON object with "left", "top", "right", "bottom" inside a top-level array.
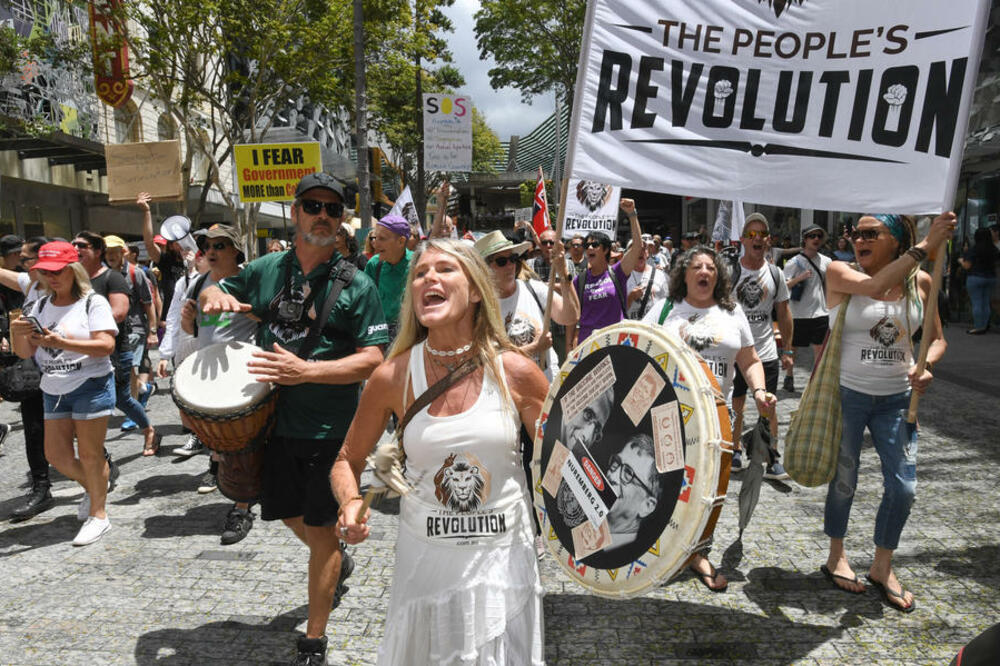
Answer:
[
  {"left": 833, "top": 292, "right": 920, "bottom": 396},
  {"left": 399, "top": 343, "right": 534, "bottom": 547}
]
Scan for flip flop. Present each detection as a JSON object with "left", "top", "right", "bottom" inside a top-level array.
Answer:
[
  {"left": 689, "top": 563, "right": 728, "bottom": 593},
  {"left": 820, "top": 564, "right": 866, "bottom": 594},
  {"left": 143, "top": 433, "right": 162, "bottom": 457},
  {"left": 866, "top": 574, "right": 916, "bottom": 613}
]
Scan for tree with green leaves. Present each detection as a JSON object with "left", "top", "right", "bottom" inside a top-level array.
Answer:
[
  {"left": 474, "top": 0, "right": 586, "bottom": 106},
  {"left": 471, "top": 107, "right": 503, "bottom": 174}
]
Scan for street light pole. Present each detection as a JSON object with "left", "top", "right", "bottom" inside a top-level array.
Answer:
[{"left": 353, "top": 0, "right": 371, "bottom": 226}]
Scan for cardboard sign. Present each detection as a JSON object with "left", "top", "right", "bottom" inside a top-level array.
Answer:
[
  {"left": 569, "top": 0, "right": 990, "bottom": 214},
  {"left": 234, "top": 142, "right": 322, "bottom": 202},
  {"left": 423, "top": 94, "right": 473, "bottom": 172},
  {"left": 106, "top": 140, "right": 182, "bottom": 204}
]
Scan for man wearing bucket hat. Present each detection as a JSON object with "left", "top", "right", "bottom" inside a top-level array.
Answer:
[
  {"left": 364, "top": 214, "right": 412, "bottom": 341},
  {"left": 782, "top": 224, "right": 832, "bottom": 392},
  {"left": 200, "top": 171, "right": 388, "bottom": 665},
  {"left": 105, "top": 235, "right": 158, "bottom": 431}
]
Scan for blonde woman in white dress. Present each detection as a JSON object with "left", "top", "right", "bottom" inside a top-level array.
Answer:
[{"left": 332, "top": 239, "right": 548, "bottom": 665}]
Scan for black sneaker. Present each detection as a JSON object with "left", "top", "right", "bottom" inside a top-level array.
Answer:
[
  {"left": 782, "top": 375, "right": 795, "bottom": 392},
  {"left": 220, "top": 506, "right": 254, "bottom": 545},
  {"left": 332, "top": 549, "right": 354, "bottom": 609},
  {"left": 106, "top": 451, "right": 120, "bottom": 492},
  {"left": 197, "top": 471, "right": 218, "bottom": 494},
  {"left": 10, "top": 484, "right": 54, "bottom": 521},
  {"left": 292, "top": 635, "right": 328, "bottom": 666}
]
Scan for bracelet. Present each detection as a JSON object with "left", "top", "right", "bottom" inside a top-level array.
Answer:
[
  {"left": 753, "top": 388, "right": 767, "bottom": 397},
  {"left": 905, "top": 246, "right": 928, "bottom": 262},
  {"left": 781, "top": 350, "right": 794, "bottom": 355},
  {"left": 627, "top": 212, "right": 638, "bottom": 219},
  {"left": 337, "top": 495, "right": 363, "bottom": 517}
]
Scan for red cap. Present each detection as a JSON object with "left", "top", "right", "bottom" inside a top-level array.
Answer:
[
  {"left": 34, "top": 241, "right": 79, "bottom": 272},
  {"left": 153, "top": 234, "right": 168, "bottom": 246}
]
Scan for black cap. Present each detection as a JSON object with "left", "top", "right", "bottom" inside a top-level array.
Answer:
[
  {"left": 0, "top": 234, "right": 24, "bottom": 255},
  {"left": 294, "top": 172, "right": 346, "bottom": 200}
]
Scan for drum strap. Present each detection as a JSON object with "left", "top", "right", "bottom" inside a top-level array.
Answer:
[{"left": 296, "top": 259, "right": 357, "bottom": 360}]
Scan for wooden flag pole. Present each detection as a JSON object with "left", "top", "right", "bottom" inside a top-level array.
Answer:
[
  {"left": 906, "top": 240, "right": 947, "bottom": 424},
  {"left": 541, "top": 177, "right": 570, "bottom": 339}
]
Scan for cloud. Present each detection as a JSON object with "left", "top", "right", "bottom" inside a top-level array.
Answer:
[{"left": 441, "top": 0, "right": 555, "bottom": 140}]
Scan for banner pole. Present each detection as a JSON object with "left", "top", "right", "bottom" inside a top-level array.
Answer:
[{"left": 906, "top": 241, "right": 947, "bottom": 424}]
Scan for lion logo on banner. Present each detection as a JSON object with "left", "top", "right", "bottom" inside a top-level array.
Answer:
[
  {"left": 869, "top": 316, "right": 903, "bottom": 348},
  {"left": 434, "top": 452, "right": 491, "bottom": 512},
  {"left": 576, "top": 181, "right": 612, "bottom": 212},
  {"left": 755, "top": 0, "right": 806, "bottom": 18}
]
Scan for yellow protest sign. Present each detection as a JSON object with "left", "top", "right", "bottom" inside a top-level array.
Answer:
[{"left": 234, "top": 142, "right": 322, "bottom": 202}]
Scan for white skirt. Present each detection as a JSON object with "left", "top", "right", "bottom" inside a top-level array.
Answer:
[{"left": 377, "top": 522, "right": 545, "bottom": 666}]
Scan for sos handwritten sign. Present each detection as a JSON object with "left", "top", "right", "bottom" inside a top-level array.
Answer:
[
  {"left": 423, "top": 94, "right": 472, "bottom": 172},
  {"left": 234, "top": 142, "right": 323, "bottom": 202}
]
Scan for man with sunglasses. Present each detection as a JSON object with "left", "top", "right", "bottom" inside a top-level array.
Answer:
[
  {"left": 729, "top": 214, "right": 793, "bottom": 477},
  {"left": 783, "top": 224, "right": 832, "bottom": 392},
  {"left": 529, "top": 228, "right": 575, "bottom": 361},
  {"left": 364, "top": 214, "right": 412, "bottom": 342},
  {"left": 200, "top": 171, "right": 388, "bottom": 666},
  {"left": 139, "top": 193, "right": 190, "bottom": 325}
]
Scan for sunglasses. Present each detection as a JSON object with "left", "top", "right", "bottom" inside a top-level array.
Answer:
[
  {"left": 71, "top": 241, "right": 91, "bottom": 250},
  {"left": 540, "top": 240, "right": 555, "bottom": 247},
  {"left": 39, "top": 267, "right": 67, "bottom": 277},
  {"left": 742, "top": 229, "right": 768, "bottom": 240},
  {"left": 803, "top": 233, "right": 824, "bottom": 241},
  {"left": 490, "top": 254, "right": 519, "bottom": 268},
  {"left": 20, "top": 255, "right": 37, "bottom": 264},
  {"left": 206, "top": 241, "right": 232, "bottom": 251},
  {"left": 586, "top": 241, "right": 605, "bottom": 249},
  {"left": 300, "top": 199, "right": 344, "bottom": 218},
  {"left": 851, "top": 229, "right": 883, "bottom": 242}
]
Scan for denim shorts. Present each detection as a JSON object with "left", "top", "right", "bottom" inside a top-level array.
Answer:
[{"left": 43, "top": 373, "right": 116, "bottom": 421}]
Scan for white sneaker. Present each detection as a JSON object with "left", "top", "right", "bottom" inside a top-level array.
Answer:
[
  {"left": 175, "top": 435, "right": 204, "bottom": 458},
  {"left": 77, "top": 493, "right": 91, "bottom": 522},
  {"left": 73, "top": 516, "right": 110, "bottom": 546}
]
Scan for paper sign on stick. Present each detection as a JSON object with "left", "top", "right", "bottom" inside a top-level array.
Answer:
[{"left": 106, "top": 140, "right": 183, "bottom": 204}]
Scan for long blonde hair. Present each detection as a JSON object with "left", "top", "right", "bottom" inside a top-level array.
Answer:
[
  {"left": 40, "top": 262, "right": 93, "bottom": 301},
  {"left": 390, "top": 239, "right": 519, "bottom": 407}
]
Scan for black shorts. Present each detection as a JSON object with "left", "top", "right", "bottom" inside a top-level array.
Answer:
[
  {"left": 733, "top": 358, "right": 780, "bottom": 398},
  {"left": 792, "top": 316, "right": 829, "bottom": 347},
  {"left": 260, "top": 436, "right": 343, "bottom": 527}
]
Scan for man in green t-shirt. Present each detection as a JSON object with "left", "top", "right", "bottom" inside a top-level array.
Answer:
[
  {"left": 200, "top": 172, "right": 388, "bottom": 665},
  {"left": 364, "top": 214, "right": 412, "bottom": 342}
]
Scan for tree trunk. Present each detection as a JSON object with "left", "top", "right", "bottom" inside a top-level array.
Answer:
[{"left": 354, "top": 0, "right": 371, "bottom": 227}]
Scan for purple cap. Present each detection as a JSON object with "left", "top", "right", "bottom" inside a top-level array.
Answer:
[{"left": 377, "top": 214, "right": 411, "bottom": 239}]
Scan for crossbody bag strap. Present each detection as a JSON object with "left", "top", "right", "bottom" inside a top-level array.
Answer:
[
  {"left": 397, "top": 355, "right": 482, "bottom": 434},
  {"left": 296, "top": 259, "right": 357, "bottom": 361},
  {"left": 608, "top": 268, "right": 627, "bottom": 315},
  {"left": 636, "top": 270, "right": 655, "bottom": 318},
  {"left": 802, "top": 254, "right": 826, "bottom": 297}
]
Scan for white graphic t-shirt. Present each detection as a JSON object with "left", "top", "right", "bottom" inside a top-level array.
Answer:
[
  {"left": 836, "top": 293, "right": 920, "bottom": 396},
  {"left": 626, "top": 265, "right": 668, "bottom": 319},
  {"left": 30, "top": 293, "right": 117, "bottom": 395},
  {"left": 784, "top": 253, "right": 832, "bottom": 319},
  {"left": 730, "top": 262, "right": 789, "bottom": 362},
  {"left": 652, "top": 300, "right": 753, "bottom": 403},
  {"left": 499, "top": 279, "right": 557, "bottom": 380}
]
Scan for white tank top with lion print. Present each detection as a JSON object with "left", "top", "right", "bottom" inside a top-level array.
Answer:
[{"left": 399, "top": 342, "right": 533, "bottom": 548}]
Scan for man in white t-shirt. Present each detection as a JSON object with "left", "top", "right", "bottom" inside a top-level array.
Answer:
[
  {"left": 729, "top": 213, "right": 794, "bottom": 478},
  {"left": 626, "top": 239, "right": 668, "bottom": 320},
  {"left": 783, "top": 225, "right": 833, "bottom": 392}
]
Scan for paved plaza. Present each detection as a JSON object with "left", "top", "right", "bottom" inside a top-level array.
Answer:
[{"left": 0, "top": 331, "right": 998, "bottom": 665}]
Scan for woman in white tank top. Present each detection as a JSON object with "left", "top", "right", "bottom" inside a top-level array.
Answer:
[
  {"left": 819, "top": 212, "right": 956, "bottom": 613},
  {"left": 332, "top": 239, "right": 549, "bottom": 665}
]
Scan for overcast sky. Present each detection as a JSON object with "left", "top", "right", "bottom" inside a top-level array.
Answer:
[{"left": 440, "top": 0, "right": 556, "bottom": 140}]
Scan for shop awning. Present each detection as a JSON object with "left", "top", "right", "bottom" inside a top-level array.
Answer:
[{"left": 0, "top": 126, "right": 107, "bottom": 173}]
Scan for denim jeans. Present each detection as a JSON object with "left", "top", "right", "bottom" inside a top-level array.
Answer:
[
  {"left": 114, "top": 349, "right": 149, "bottom": 429},
  {"left": 965, "top": 273, "right": 996, "bottom": 330},
  {"left": 824, "top": 386, "right": 917, "bottom": 550}
]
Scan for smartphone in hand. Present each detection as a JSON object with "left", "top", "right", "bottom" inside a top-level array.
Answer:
[{"left": 22, "top": 315, "right": 45, "bottom": 335}]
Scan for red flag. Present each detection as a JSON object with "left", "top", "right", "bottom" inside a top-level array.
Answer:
[{"left": 532, "top": 167, "right": 550, "bottom": 236}]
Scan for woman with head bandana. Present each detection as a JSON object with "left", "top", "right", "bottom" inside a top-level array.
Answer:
[{"left": 819, "top": 212, "right": 956, "bottom": 612}]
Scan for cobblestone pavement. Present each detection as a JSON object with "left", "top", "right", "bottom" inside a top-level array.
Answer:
[{"left": 0, "top": 334, "right": 997, "bottom": 665}]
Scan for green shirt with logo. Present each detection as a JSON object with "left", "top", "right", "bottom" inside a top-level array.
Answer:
[
  {"left": 221, "top": 250, "right": 388, "bottom": 440},
  {"left": 364, "top": 248, "right": 412, "bottom": 326}
]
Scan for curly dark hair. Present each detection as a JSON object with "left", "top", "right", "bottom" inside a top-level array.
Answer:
[{"left": 667, "top": 246, "right": 736, "bottom": 311}]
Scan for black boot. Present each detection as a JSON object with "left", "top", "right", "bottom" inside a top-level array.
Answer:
[
  {"left": 292, "top": 635, "right": 328, "bottom": 665},
  {"left": 11, "top": 483, "right": 54, "bottom": 521}
]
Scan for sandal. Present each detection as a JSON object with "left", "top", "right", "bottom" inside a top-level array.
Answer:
[
  {"left": 866, "top": 574, "right": 916, "bottom": 613},
  {"left": 820, "top": 564, "right": 866, "bottom": 594},
  {"left": 689, "top": 562, "right": 728, "bottom": 592},
  {"left": 142, "top": 433, "right": 161, "bottom": 457}
]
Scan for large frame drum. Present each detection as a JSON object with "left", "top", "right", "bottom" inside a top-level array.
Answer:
[{"left": 532, "top": 322, "right": 732, "bottom": 598}]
